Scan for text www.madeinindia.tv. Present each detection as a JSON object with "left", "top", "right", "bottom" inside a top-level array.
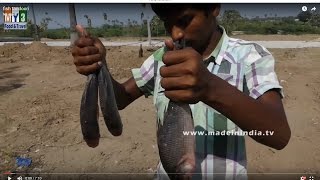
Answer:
[{"left": 183, "top": 130, "right": 274, "bottom": 136}]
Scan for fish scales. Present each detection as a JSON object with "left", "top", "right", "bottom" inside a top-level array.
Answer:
[
  {"left": 157, "top": 40, "right": 196, "bottom": 179},
  {"left": 157, "top": 102, "right": 196, "bottom": 179}
]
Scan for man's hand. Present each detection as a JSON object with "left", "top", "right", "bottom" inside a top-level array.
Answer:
[
  {"left": 71, "top": 25, "right": 106, "bottom": 75},
  {"left": 160, "top": 39, "right": 212, "bottom": 104}
]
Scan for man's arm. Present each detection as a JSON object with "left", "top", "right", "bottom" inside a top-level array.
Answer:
[
  {"left": 111, "top": 76, "right": 144, "bottom": 110},
  {"left": 204, "top": 74, "right": 291, "bottom": 150},
  {"left": 160, "top": 41, "right": 291, "bottom": 150}
]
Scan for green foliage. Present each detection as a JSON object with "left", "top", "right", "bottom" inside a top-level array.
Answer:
[
  {"left": 40, "top": 28, "right": 69, "bottom": 39},
  {"left": 297, "top": 11, "right": 312, "bottom": 23},
  {"left": 40, "top": 17, "right": 52, "bottom": 31},
  {"left": 150, "top": 15, "right": 166, "bottom": 36},
  {"left": 309, "top": 12, "right": 320, "bottom": 27},
  {"left": 220, "top": 10, "right": 244, "bottom": 34},
  {"left": 219, "top": 10, "right": 320, "bottom": 35},
  {"left": 2, "top": 11, "right": 319, "bottom": 39}
]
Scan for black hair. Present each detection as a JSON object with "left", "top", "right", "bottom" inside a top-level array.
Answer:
[{"left": 150, "top": 3, "right": 220, "bottom": 19}]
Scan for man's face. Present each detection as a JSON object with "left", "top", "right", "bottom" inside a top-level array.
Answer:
[{"left": 161, "top": 7, "right": 219, "bottom": 54}]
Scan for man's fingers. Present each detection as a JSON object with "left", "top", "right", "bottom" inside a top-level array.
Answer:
[
  {"left": 76, "top": 24, "right": 89, "bottom": 37},
  {"left": 93, "top": 38, "right": 106, "bottom": 55},
  {"left": 162, "top": 50, "right": 188, "bottom": 66},
  {"left": 76, "top": 62, "right": 100, "bottom": 75},
  {"left": 73, "top": 24, "right": 104, "bottom": 76},
  {"left": 72, "top": 46, "right": 99, "bottom": 56},
  {"left": 160, "top": 64, "right": 190, "bottom": 77},
  {"left": 164, "top": 89, "right": 195, "bottom": 103},
  {"left": 160, "top": 76, "right": 195, "bottom": 90},
  {"left": 93, "top": 37, "right": 104, "bottom": 47},
  {"left": 74, "top": 37, "right": 95, "bottom": 48},
  {"left": 73, "top": 54, "right": 102, "bottom": 66}
]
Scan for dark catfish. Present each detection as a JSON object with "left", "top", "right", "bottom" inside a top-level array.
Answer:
[
  {"left": 80, "top": 73, "right": 100, "bottom": 147},
  {"left": 98, "top": 62, "right": 123, "bottom": 136},
  {"left": 72, "top": 16, "right": 122, "bottom": 146},
  {"left": 157, "top": 40, "right": 196, "bottom": 179},
  {"left": 80, "top": 60, "right": 123, "bottom": 148}
]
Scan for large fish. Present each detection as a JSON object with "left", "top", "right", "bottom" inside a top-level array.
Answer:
[
  {"left": 80, "top": 56, "right": 123, "bottom": 148},
  {"left": 69, "top": 6, "right": 122, "bottom": 147},
  {"left": 157, "top": 40, "right": 196, "bottom": 179},
  {"left": 98, "top": 61, "right": 123, "bottom": 136},
  {"left": 80, "top": 73, "right": 101, "bottom": 147}
]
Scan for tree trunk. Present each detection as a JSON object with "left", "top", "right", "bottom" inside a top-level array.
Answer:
[
  {"left": 31, "top": 4, "right": 40, "bottom": 41},
  {"left": 147, "top": 19, "right": 151, "bottom": 45},
  {"left": 69, "top": 3, "right": 78, "bottom": 46}
]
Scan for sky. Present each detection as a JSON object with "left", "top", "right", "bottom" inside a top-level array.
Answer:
[{"left": 1, "top": 3, "right": 319, "bottom": 29}]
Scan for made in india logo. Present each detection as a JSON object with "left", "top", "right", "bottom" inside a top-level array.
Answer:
[{"left": 3, "top": 6, "right": 29, "bottom": 30}]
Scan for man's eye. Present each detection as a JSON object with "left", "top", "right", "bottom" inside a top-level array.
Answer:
[{"left": 177, "top": 16, "right": 193, "bottom": 28}]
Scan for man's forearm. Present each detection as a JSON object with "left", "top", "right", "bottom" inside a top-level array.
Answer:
[
  {"left": 101, "top": 55, "right": 143, "bottom": 110},
  {"left": 110, "top": 77, "right": 133, "bottom": 110},
  {"left": 203, "top": 74, "right": 290, "bottom": 150},
  {"left": 110, "top": 76, "right": 143, "bottom": 110},
  {"left": 110, "top": 77, "right": 128, "bottom": 110}
]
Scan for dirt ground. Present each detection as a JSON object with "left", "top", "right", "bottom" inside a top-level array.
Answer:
[{"left": 0, "top": 41, "right": 319, "bottom": 179}]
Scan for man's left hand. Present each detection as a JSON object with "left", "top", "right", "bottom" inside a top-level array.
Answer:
[{"left": 160, "top": 40, "right": 212, "bottom": 104}]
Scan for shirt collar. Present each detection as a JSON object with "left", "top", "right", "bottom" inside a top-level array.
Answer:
[{"left": 204, "top": 25, "right": 229, "bottom": 65}]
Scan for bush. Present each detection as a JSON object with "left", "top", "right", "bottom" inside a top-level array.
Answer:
[{"left": 40, "top": 29, "right": 69, "bottom": 39}]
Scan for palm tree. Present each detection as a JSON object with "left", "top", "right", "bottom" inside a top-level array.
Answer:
[
  {"left": 141, "top": 4, "right": 151, "bottom": 45},
  {"left": 127, "top": 19, "right": 131, "bottom": 27},
  {"left": 103, "top": 12, "right": 107, "bottom": 24},
  {"left": 151, "top": 15, "right": 161, "bottom": 37},
  {"left": 139, "top": 12, "right": 144, "bottom": 41},
  {"left": 68, "top": 3, "right": 77, "bottom": 46},
  {"left": 31, "top": 3, "right": 40, "bottom": 41},
  {"left": 40, "top": 17, "right": 52, "bottom": 31},
  {"left": 84, "top": 15, "right": 92, "bottom": 28}
]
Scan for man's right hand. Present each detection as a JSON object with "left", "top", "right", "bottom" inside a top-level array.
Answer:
[{"left": 72, "top": 25, "right": 106, "bottom": 75}]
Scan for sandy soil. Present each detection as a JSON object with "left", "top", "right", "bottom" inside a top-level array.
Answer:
[{"left": 0, "top": 42, "right": 319, "bottom": 179}]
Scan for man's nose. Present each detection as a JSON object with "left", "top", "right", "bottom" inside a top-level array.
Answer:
[{"left": 170, "top": 25, "right": 184, "bottom": 42}]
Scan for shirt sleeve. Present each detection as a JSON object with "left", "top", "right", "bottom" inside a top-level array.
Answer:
[
  {"left": 131, "top": 54, "right": 155, "bottom": 97},
  {"left": 244, "top": 44, "right": 284, "bottom": 99}
]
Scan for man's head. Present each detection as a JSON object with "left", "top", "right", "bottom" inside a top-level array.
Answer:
[{"left": 151, "top": 4, "right": 221, "bottom": 54}]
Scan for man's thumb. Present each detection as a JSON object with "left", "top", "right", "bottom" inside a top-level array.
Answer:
[
  {"left": 165, "top": 39, "right": 174, "bottom": 51},
  {"left": 76, "top": 24, "right": 89, "bottom": 37}
]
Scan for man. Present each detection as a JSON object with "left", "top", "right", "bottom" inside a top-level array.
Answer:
[{"left": 72, "top": 4, "right": 291, "bottom": 180}]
